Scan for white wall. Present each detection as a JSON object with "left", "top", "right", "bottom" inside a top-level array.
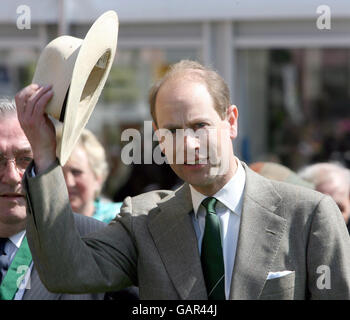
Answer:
[{"left": 1, "top": 0, "right": 349, "bottom": 23}]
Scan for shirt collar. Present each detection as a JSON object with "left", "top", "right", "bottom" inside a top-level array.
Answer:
[
  {"left": 189, "top": 158, "right": 246, "bottom": 217},
  {"left": 9, "top": 230, "right": 26, "bottom": 249}
]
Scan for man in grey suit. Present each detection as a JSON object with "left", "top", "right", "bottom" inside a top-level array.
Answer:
[{"left": 16, "top": 60, "right": 350, "bottom": 299}]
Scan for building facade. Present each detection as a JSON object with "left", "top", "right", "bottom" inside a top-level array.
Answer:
[{"left": 1, "top": 0, "right": 349, "bottom": 196}]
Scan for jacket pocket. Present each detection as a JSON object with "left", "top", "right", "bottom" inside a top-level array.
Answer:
[{"left": 260, "top": 271, "right": 295, "bottom": 300}]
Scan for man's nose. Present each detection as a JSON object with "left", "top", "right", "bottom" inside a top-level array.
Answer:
[
  {"left": 0, "top": 161, "right": 23, "bottom": 186},
  {"left": 182, "top": 133, "right": 201, "bottom": 164},
  {"left": 184, "top": 133, "right": 200, "bottom": 150}
]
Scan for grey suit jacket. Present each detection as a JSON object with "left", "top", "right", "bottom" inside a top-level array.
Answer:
[
  {"left": 24, "top": 160, "right": 350, "bottom": 299},
  {"left": 22, "top": 213, "right": 105, "bottom": 299}
]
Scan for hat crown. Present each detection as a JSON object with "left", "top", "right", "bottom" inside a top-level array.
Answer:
[
  {"left": 45, "top": 36, "right": 82, "bottom": 60},
  {"left": 32, "top": 36, "right": 83, "bottom": 118}
]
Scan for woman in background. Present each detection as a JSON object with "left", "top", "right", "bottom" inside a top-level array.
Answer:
[{"left": 63, "top": 128, "right": 121, "bottom": 223}]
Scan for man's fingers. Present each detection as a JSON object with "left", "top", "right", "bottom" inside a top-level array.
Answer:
[
  {"left": 15, "top": 84, "right": 38, "bottom": 113},
  {"left": 19, "top": 83, "right": 40, "bottom": 98},
  {"left": 32, "top": 89, "right": 53, "bottom": 118},
  {"left": 15, "top": 83, "right": 53, "bottom": 136},
  {"left": 15, "top": 83, "right": 40, "bottom": 103},
  {"left": 26, "top": 85, "right": 52, "bottom": 117},
  {"left": 15, "top": 83, "right": 52, "bottom": 120}
]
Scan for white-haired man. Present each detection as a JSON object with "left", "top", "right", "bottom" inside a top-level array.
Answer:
[
  {"left": 0, "top": 98, "right": 137, "bottom": 300},
  {"left": 299, "top": 162, "right": 350, "bottom": 227}
]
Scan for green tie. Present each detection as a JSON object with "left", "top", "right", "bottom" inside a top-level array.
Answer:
[{"left": 201, "top": 197, "right": 225, "bottom": 300}]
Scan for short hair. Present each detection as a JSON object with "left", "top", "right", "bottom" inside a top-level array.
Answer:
[
  {"left": 149, "top": 60, "right": 231, "bottom": 126},
  {"left": 0, "top": 97, "right": 17, "bottom": 117},
  {"left": 298, "top": 162, "right": 350, "bottom": 192},
  {"left": 75, "top": 129, "right": 109, "bottom": 194}
]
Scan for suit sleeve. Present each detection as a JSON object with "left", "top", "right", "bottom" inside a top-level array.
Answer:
[
  {"left": 306, "top": 195, "right": 350, "bottom": 299},
  {"left": 24, "top": 160, "right": 138, "bottom": 294}
]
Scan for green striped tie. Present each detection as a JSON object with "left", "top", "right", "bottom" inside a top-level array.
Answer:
[{"left": 201, "top": 197, "right": 225, "bottom": 300}]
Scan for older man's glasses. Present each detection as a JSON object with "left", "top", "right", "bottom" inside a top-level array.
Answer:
[{"left": 0, "top": 155, "right": 33, "bottom": 173}]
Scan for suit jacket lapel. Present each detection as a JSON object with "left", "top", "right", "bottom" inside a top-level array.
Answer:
[
  {"left": 148, "top": 183, "right": 207, "bottom": 300},
  {"left": 229, "top": 163, "right": 287, "bottom": 299}
]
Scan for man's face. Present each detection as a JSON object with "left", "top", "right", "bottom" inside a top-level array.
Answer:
[
  {"left": 62, "top": 145, "right": 101, "bottom": 216},
  {"left": 0, "top": 115, "right": 32, "bottom": 227},
  {"left": 154, "top": 78, "right": 238, "bottom": 195}
]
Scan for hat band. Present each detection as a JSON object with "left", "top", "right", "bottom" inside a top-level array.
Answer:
[{"left": 59, "top": 85, "right": 70, "bottom": 122}]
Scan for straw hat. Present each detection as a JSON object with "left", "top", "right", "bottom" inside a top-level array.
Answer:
[{"left": 32, "top": 11, "right": 118, "bottom": 165}]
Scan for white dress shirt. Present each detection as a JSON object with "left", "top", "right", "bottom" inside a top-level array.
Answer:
[
  {"left": 5, "top": 230, "right": 33, "bottom": 300},
  {"left": 189, "top": 159, "right": 246, "bottom": 299}
]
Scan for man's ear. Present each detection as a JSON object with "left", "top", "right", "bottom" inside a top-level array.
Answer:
[
  {"left": 152, "top": 121, "right": 160, "bottom": 142},
  {"left": 152, "top": 121, "right": 158, "bottom": 133},
  {"left": 227, "top": 104, "right": 238, "bottom": 139}
]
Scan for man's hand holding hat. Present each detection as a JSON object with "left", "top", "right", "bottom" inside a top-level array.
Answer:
[
  {"left": 15, "top": 84, "right": 57, "bottom": 174},
  {"left": 15, "top": 11, "right": 118, "bottom": 174}
]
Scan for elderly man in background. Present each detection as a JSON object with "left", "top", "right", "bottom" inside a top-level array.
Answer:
[
  {"left": 298, "top": 162, "right": 350, "bottom": 227},
  {"left": 0, "top": 98, "right": 105, "bottom": 299},
  {"left": 0, "top": 98, "right": 137, "bottom": 300}
]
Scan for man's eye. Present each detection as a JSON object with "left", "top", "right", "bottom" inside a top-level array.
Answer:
[
  {"left": 195, "top": 123, "right": 207, "bottom": 130},
  {"left": 18, "top": 156, "right": 33, "bottom": 164}
]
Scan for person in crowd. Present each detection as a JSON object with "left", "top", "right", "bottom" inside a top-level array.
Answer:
[
  {"left": 0, "top": 98, "right": 106, "bottom": 299},
  {"left": 0, "top": 98, "right": 139, "bottom": 300},
  {"left": 298, "top": 162, "right": 350, "bottom": 226},
  {"left": 62, "top": 128, "right": 121, "bottom": 223},
  {"left": 249, "top": 161, "right": 315, "bottom": 189},
  {"left": 16, "top": 60, "right": 350, "bottom": 299}
]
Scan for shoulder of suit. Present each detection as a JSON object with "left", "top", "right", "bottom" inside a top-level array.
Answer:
[
  {"left": 120, "top": 189, "right": 175, "bottom": 216},
  {"left": 264, "top": 177, "right": 331, "bottom": 221},
  {"left": 246, "top": 163, "right": 322, "bottom": 201},
  {"left": 268, "top": 177, "right": 322, "bottom": 200}
]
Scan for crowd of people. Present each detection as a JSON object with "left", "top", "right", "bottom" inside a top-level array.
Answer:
[{"left": 0, "top": 59, "right": 349, "bottom": 300}]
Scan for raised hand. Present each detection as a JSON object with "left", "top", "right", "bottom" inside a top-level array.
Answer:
[{"left": 15, "top": 84, "right": 57, "bottom": 174}]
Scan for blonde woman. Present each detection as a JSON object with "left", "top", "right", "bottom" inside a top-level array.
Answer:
[{"left": 62, "top": 129, "right": 121, "bottom": 223}]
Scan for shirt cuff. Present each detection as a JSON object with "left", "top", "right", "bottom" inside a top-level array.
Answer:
[{"left": 30, "top": 166, "right": 36, "bottom": 177}]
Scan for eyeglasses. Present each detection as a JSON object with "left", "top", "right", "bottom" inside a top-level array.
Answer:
[{"left": 0, "top": 155, "right": 33, "bottom": 172}]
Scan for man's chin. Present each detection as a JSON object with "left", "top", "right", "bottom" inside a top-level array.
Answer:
[
  {"left": 0, "top": 207, "right": 27, "bottom": 225},
  {"left": 180, "top": 171, "right": 216, "bottom": 189}
]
